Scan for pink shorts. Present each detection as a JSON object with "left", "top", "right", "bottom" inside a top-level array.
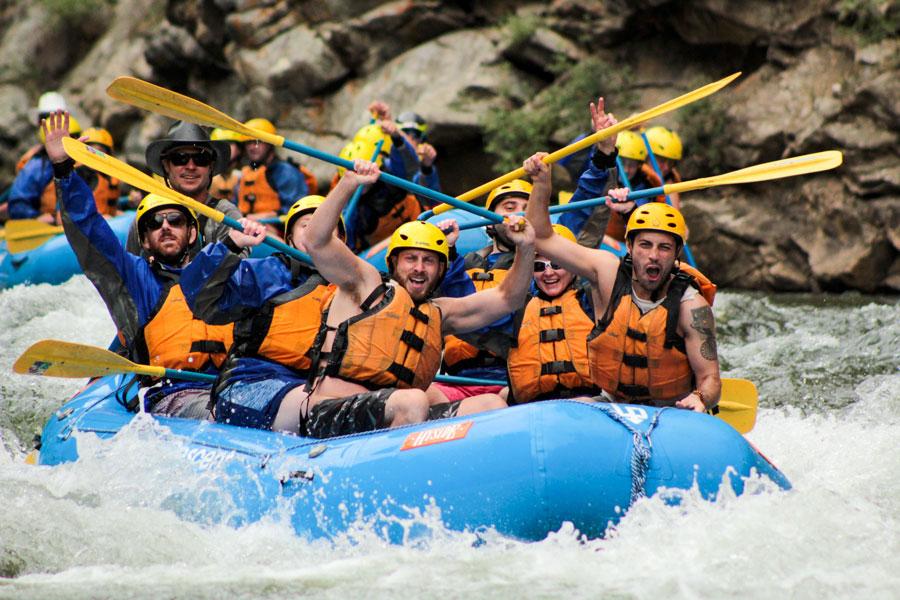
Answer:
[{"left": 431, "top": 383, "right": 504, "bottom": 403}]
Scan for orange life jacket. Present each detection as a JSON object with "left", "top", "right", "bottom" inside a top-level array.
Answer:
[
  {"left": 442, "top": 249, "right": 514, "bottom": 374},
  {"left": 231, "top": 265, "right": 334, "bottom": 373},
  {"left": 311, "top": 281, "right": 443, "bottom": 390},
  {"left": 88, "top": 172, "right": 120, "bottom": 216},
  {"left": 362, "top": 193, "right": 422, "bottom": 248},
  {"left": 299, "top": 164, "right": 318, "bottom": 195},
  {"left": 210, "top": 169, "right": 240, "bottom": 202},
  {"left": 587, "top": 257, "right": 715, "bottom": 404},
  {"left": 15, "top": 146, "right": 41, "bottom": 174},
  {"left": 237, "top": 165, "right": 280, "bottom": 214},
  {"left": 138, "top": 283, "right": 234, "bottom": 372},
  {"left": 507, "top": 287, "right": 597, "bottom": 404}
]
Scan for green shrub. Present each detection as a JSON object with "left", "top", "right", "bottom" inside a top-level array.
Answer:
[
  {"left": 483, "top": 57, "right": 637, "bottom": 173},
  {"left": 837, "top": 0, "right": 900, "bottom": 43}
]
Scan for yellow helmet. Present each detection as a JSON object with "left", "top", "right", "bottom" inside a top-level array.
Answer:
[
  {"left": 136, "top": 193, "right": 199, "bottom": 236},
  {"left": 486, "top": 179, "right": 533, "bottom": 211},
  {"left": 387, "top": 221, "right": 449, "bottom": 266},
  {"left": 211, "top": 127, "right": 246, "bottom": 143},
  {"left": 615, "top": 130, "right": 647, "bottom": 162},
  {"left": 353, "top": 123, "right": 393, "bottom": 155},
  {"left": 284, "top": 195, "right": 345, "bottom": 241},
  {"left": 625, "top": 202, "right": 686, "bottom": 247},
  {"left": 82, "top": 127, "right": 114, "bottom": 152},
  {"left": 337, "top": 139, "right": 383, "bottom": 176},
  {"left": 243, "top": 118, "right": 277, "bottom": 138},
  {"left": 644, "top": 126, "right": 683, "bottom": 161},
  {"left": 552, "top": 223, "right": 577, "bottom": 244},
  {"left": 38, "top": 115, "right": 81, "bottom": 145}
]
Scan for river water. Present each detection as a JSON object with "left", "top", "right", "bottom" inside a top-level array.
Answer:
[{"left": 0, "top": 277, "right": 897, "bottom": 599}]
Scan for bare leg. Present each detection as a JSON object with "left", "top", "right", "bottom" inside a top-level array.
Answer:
[
  {"left": 271, "top": 386, "right": 310, "bottom": 434},
  {"left": 384, "top": 389, "right": 430, "bottom": 426},
  {"left": 425, "top": 383, "right": 450, "bottom": 406},
  {"left": 456, "top": 393, "right": 506, "bottom": 416}
]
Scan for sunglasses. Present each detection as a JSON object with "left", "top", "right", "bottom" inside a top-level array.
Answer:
[
  {"left": 533, "top": 260, "right": 562, "bottom": 272},
  {"left": 162, "top": 151, "right": 213, "bottom": 167},
  {"left": 145, "top": 211, "right": 189, "bottom": 231}
]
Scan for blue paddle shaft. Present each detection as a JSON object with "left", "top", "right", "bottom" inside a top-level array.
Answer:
[
  {"left": 615, "top": 155, "right": 632, "bottom": 189},
  {"left": 163, "top": 369, "right": 216, "bottom": 383},
  {"left": 220, "top": 214, "right": 313, "bottom": 264},
  {"left": 282, "top": 140, "right": 503, "bottom": 224}
]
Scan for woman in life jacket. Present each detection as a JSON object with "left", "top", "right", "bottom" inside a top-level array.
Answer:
[{"left": 505, "top": 224, "right": 599, "bottom": 404}]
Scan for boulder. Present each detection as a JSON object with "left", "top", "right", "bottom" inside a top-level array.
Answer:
[{"left": 228, "top": 25, "right": 350, "bottom": 104}]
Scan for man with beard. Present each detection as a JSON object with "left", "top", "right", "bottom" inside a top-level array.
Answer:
[
  {"left": 524, "top": 152, "right": 720, "bottom": 412},
  {"left": 231, "top": 159, "right": 533, "bottom": 438},
  {"left": 44, "top": 112, "right": 235, "bottom": 418},
  {"left": 124, "top": 120, "right": 246, "bottom": 258}
]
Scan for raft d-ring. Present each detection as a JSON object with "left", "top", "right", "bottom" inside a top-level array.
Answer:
[
  {"left": 56, "top": 407, "right": 74, "bottom": 421},
  {"left": 308, "top": 444, "right": 327, "bottom": 458}
]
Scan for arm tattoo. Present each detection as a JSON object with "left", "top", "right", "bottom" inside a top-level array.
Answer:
[{"left": 690, "top": 306, "right": 718, "bottom": 361}]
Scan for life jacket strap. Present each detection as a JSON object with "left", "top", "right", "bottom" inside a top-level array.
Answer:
[
  {"left": 622, "top": 354, "right": 648, "bottom": 368},
  {"left": 539, "top": 328, "right": 566, "bottom": 343},
  {"left": 541, "top": 360, "right": 576, "bottom": 375}
]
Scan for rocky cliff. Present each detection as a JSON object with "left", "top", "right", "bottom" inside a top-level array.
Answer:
[{"left": 1, "top": 0, "right": 896, "bottom": 292}]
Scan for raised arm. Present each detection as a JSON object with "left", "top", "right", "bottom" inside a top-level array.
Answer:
[
  {"left": 437, "top": 214, "right": 534, "bottom": 334},
  {"left": 523, "top": 152, "right": 617, "bottom": 288},
  {"left": 676, "top": 295, "right": 722, "bottom": 411},
  {"left": 305, "top": 159, "right": 383, "bottom": 295}
]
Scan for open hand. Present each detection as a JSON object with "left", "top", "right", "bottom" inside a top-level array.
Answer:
[{"left": 42, "top": 110, "right": 74, "bottom": 164}]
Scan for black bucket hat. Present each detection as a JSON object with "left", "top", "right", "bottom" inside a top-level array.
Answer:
[{"left": 145, "top": 121, "right": 230, "bottom": 177}]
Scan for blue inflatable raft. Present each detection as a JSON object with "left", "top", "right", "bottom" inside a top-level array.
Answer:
[
  {"left": 37, "top": 373, "right": 791, "bottom": 543},
  {"left": 0, "top": 213, "right": 134, "bottom": 289}
]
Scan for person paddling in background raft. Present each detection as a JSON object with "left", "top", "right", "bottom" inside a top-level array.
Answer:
[
  {"left": 124, "top": 120, "right": 247, "bottom": 258},
  {"left": 7, "top": 106, "right": 81, "bottom": 225},
  {"left": 43, "top": 111, "right": 235, "bottom": 418},
  {"left": 178, "top": 196, "right": 341, "bottom": 432},
  {"left": 234, "top": 118, "right": 309, "bottom": 222},
  {"left": 397, "top": 111, "right": 442, "bottom": 196},
  {"left": 501, "top": 222, "right": 600, "bottom": 404},
  {"left": 77, "top": 127, "right": 121, "bottom": 217},
  {"left": 524, "top": 150, "right": 721, "bottom": 412},
  {"left": 225, "top": 159, "right": 534, "bottom": 438}
]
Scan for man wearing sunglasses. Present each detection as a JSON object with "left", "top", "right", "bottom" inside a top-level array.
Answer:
[
  {"left": 125, "top": 120, "right": 246, "bottom": 258},
  {"left": 44, "top": 112, "right": 236, "bottom": 419}
]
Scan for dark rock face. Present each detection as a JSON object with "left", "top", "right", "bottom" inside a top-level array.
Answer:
[{"left": 1, "top": 0, "right": 896, "bottom": 292}]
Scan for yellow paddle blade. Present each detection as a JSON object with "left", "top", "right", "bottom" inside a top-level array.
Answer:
[
  {"left": 107, "top": 77, "right": 285, "bottom": 148},
  {"left": 61, "top": 138, "right": 224, "bottom": 224},
  {"left": 665, "top": 151, "right": 844, "bottom": 196},
  {"left": 430, "top": 71, "right": 742, "bottom": 215},
  {"left": 14, "top": 339, "right": 166, "bottom": 379},
  {"left": 4, "top": 219, "right": 64, "bottom": 253},
  {"left": 716, "top": 378, "right": 759, "bottom": 434}
]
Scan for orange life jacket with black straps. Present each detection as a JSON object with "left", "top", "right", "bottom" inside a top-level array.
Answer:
[
  {"left": 210, "top": 169, "right": 240, "bottom": 202},
  {"left": 587, "top": 256, "right": 716, "bottom": 404},
  {"left": 229, "top": 258, "right": 335, "bottom": 373},
  {"left": 362, "top": 193, "right": 422, "bottom": 249},
  {"left": 237, "top": 165, "right": 281, "bottom": 214},
  {"left": 309, "top": 280, "right": 443, "bottom": 390},
  {"left": 76, "top": 167, "right": 120, "bottom": 216},
  {"left": 441, "top": 248, "right": 515, "bottom": 374},
  {"left": 135, "top": 273, "right": 234, "bottom": 372},
  {"left": 507, "top": 285, "right": 598, "bottom": 404}
]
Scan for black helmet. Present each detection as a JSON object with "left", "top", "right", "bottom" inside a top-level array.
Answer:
[
  {"left": 397, "top": 111, "right": 427, "bottom": 140},
  {"left": 145, "top": 121, "right": 230, "bottom": 177}
]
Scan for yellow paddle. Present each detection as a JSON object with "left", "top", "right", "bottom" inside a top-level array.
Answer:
[
  {"left": 60, "top": 138, "right": 314, "bottom": 264},
  {"left": 15, "top": 339, "right": 760, "bottom": 433},
  {"left": 105, "top": 77, "right": 505, "bottom": 223},
  {"left": 14, "top": 339, "right": 216, "bottom": 383},
  {"left": 3, "top": 219, "right": 65, "bottom": 253},
  {"left": 425, "top": 71, "right": 742, "bottom": 217},
  {"left": 457, "top": 150, "right": 844, "bottom": 231}
]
